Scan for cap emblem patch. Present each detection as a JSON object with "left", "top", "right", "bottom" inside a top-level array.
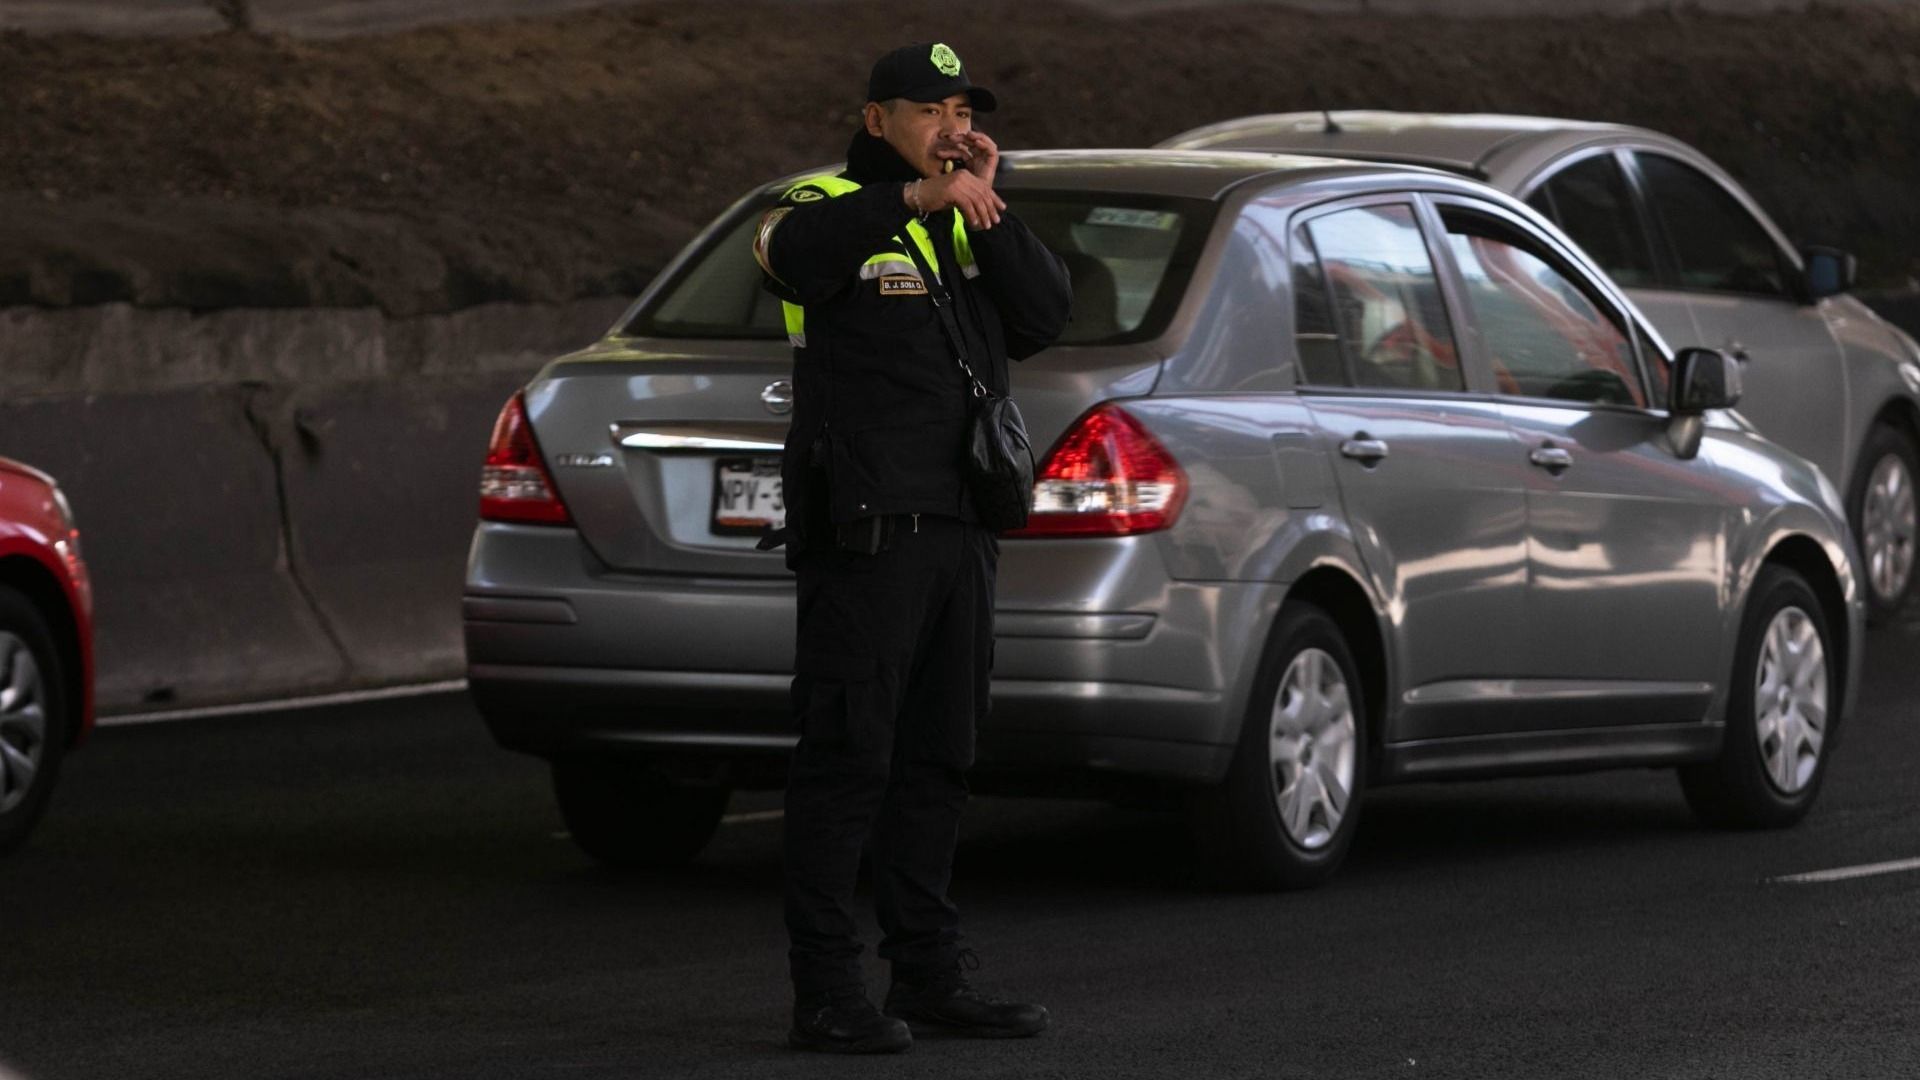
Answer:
[{"left": 930, "top": 43, "right": 962, "bottom": 77}]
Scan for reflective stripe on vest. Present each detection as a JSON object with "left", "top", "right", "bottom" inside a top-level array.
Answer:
[
  {"left": 859, "top": 255, "right": 919, "bottom": 281},
  {"left": 773, "top": 173, "right": 978, "bottom": 349}
]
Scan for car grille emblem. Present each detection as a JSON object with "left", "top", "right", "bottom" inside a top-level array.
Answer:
[{"left": 762, "top": 379, "right": 794, "bottom": 415}]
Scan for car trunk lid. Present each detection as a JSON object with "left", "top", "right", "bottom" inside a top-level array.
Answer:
[{"left": 525, "top": 335, "right": 1163, "bottom": 577}]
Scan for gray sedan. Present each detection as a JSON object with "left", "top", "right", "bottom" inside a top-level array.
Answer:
[
  {"left": 464, "top": 151, "right": 1863, "bottom": 888},
  {"left": 1160, "top": 112, "right": 1920, "bottom": 619}
]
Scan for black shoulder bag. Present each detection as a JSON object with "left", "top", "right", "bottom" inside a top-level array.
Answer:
[{"left": 900, "top": 225, "right": 1035, "bottom": 532}]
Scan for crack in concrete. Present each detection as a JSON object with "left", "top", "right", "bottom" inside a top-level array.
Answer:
[{"left": 239, "top": 381, "right": 354, "bottom": 678}]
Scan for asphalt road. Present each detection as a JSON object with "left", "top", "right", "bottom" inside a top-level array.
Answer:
[{"left": 4, "top": 622, "right": 1919, "bottom": 1079}]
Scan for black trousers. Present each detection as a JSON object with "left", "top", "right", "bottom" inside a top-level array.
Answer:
[{"left": 782, "top": 513, "right": 996, "bottom": 999}]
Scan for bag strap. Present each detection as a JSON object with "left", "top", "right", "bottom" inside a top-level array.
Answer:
[{"left": 899, "top": 219, "right": 989, "bottom": 400}]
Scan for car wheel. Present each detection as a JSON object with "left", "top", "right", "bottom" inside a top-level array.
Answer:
[
  {"left": 551, "top": 757, "right": 729, "bottom": 868},
  {"left": 0, "top": 585, "right": 69, "bottom": 857},
  {"left": 1193, "top": 601, "right": 1366, "bottom": 890},
  {"left": 1679, "top": 566, "right": 1836, "bottom": 829},
  {"left": 1849, "top": 422, "right": 1918, "bottom": 620}
]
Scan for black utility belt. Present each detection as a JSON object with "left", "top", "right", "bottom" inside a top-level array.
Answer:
[{"left": 834, "top": 513, "right": 939, "bottom": 555}]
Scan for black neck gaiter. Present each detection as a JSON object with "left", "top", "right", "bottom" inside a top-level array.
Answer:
[{"left": 844, "top": 130, "right": 924, "bottom": 185}]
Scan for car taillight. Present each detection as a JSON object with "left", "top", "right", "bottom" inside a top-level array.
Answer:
[
  {"left": 1006, "top": 403, "right": 1186, "bottom": 538},
  {"left": 479, "top": 392, "right": 572, "bottom": 525}
]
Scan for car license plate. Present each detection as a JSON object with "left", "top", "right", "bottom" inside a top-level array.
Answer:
[{"left": 711, "top": 456, "right": 784, "bottom": 535}]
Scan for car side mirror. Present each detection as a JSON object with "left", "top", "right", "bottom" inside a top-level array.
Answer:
[
  {"left": 1670, "top": 347, "right": 1743, "bottom": 414},
  {"left": 1802, "top": 245, "right": 1857, "bottom": 301}
]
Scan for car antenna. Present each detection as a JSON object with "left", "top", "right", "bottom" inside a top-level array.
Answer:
[{"left": 1309, "top": 87, "right": 1343, "bottom": 134}]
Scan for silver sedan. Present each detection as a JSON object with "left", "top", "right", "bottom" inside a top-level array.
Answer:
[
  {"left": 1160, "top": 112, "right": 1920, "bottom": 619},
  {"left": 464, "top": 150, "right": 1864, "bottom": 888}
]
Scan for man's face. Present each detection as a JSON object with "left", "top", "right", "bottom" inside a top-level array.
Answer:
[{"left": 865, "top": 95, "right": 974, "bottom": 178}]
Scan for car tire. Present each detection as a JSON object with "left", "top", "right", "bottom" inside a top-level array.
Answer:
[
  {"left": 0, "top": 584, "right": 70, "bottom": 857},
  {"left": 1679, "top": 566, "right": 1837, "bottom": 829},
  {"left": 1848, "top": 422, "right": 1918, "bottom": 621},
  {"left": 551, "top": 758, "right": 729, "bottom": 868},
  {"left": 1192, "top": 601, "right": 1366, "bottom": 890}
]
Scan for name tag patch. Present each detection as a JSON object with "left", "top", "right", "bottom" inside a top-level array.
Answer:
[{"left": 879, "top": 275, "right": 927, "bottom": 296}]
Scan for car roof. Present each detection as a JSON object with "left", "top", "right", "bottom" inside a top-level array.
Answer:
[
  {"left": 761, "top": 148, "right": 1454, "bottom": 203},
  {"left": 1157, "top": 111, "right": 1671, "bottom": 179}
]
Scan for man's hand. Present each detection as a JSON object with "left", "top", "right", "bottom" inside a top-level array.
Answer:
[
  {"left": 913, "top": 166, "right": 1005, "bottom": 230},
  {"left": 953, "top": 130, "right": 999, "bottom": 186}
]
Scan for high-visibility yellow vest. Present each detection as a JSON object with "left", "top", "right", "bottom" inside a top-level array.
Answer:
[{"left": 770, "top": 172, "right": 977, "bottom": 349}]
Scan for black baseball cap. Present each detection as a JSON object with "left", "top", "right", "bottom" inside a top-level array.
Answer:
[{"left": 867, "top": 42, "right": 997, "bottom": 113}]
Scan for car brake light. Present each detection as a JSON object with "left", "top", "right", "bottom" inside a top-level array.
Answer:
[
  {"left": 479, "top": 392, "right": 572, "bottom": 525},
  {"left": 1006, "top": 404, "right": 1186, "bottom": 537}
]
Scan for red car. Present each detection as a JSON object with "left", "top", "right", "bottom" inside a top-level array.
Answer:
[{"left": 0, "top": 457, "right": 94, "bottom": 855}]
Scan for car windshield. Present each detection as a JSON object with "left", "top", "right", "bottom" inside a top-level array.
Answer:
[{"left": 625, "top": 189, "right": 1212, "bottom": 346}]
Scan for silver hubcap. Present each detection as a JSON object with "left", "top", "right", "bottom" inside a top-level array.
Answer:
[
  {"left": 1862, "top": 451, "right": 1917, "bottom": 604},
  {"left": 1268, "top": 648, "right": 1356, "bottom": 850},
  {"left": 1754, "top": 607, "right": 1827, "bottom": 795},
  {"left": 0, "top": 633, "right": 49, "bottom": 815}
]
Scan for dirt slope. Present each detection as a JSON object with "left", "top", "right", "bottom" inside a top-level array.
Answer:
[{"left": 3, "top": 1, "right": 1918, "bottom": 314}]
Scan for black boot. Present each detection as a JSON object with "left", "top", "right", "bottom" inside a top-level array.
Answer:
[
  {"left": 789, "top": 986, "right": 913, "bottom": 1054},
  {"left": 884, "top": 951, "right": 1049, "bottom": 1038}
]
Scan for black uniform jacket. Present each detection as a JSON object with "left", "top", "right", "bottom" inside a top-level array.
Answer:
[{"left": 757, "top": 131, "right": 1071, "bottom": 556}]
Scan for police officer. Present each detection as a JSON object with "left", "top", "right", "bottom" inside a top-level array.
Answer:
[{"left": 753, "top": 42, "right": 1072, "bottom": 1054}]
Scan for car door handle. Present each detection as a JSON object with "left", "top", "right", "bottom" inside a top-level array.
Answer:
[
  {"left": 1339, "top": 437, "right": 1389, "bottom": 464},
  {"left": 1529, "top": 446, "right": 1574, "bottom": 473}
]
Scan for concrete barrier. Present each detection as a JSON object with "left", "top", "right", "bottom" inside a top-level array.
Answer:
[
  {"left": 0, "top": 297, "right": 628, "bottom": 713},
  {"left": 0, "top": 388, "right": 345, "bottom": 709},
  {"left": 264, "top": 374, "right": 531, "bottom": 686},
  {"left": 0, "top": 299, "right": 628, "bottom": 402}
]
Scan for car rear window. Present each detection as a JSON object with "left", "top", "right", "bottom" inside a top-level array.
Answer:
[
  {"left": 1297, "top": 203, "right": 1464, "bottom": 392},
  {"left": 624, "top": 189, "right": 1213, "bottom": 346}
]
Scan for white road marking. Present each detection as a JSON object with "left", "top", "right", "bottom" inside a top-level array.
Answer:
[
  {"left": 722, "top": 809, "right": 785, "bottom": 826},
  {"left": 98, "top": 679, "right": 469, "bottom": 726},
  {"left": 1771, "top": 856, "right": 1920, "bottom": 885}
]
